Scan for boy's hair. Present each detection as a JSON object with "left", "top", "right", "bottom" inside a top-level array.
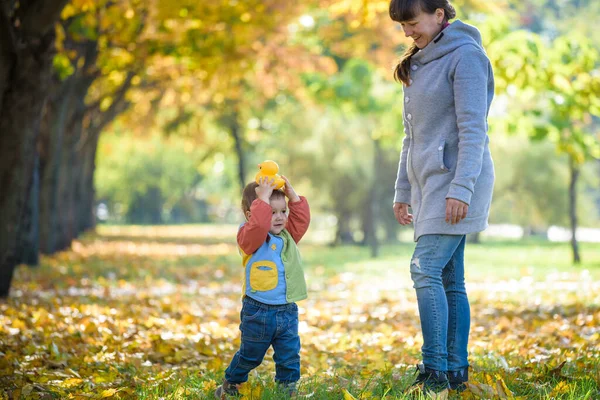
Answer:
[{"left": 241, "top": 182, "right": 285, "bottom": 214}]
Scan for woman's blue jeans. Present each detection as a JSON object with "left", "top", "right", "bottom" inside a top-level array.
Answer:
[{"left": 410, "top": 234, "right": 470, "bottom": 373}]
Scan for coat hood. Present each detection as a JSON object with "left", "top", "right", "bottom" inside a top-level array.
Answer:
[{"left": 412, "top": 20, "right": 484, "bottom": 65}]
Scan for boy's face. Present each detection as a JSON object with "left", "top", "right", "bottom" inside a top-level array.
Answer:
[{"left": 269, "top": 197, "right": 288, "bottom": 235}]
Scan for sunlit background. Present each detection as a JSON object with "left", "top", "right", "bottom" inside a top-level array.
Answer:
[
  {"left": 1, "top": 0, "right": 599, "bottom": 398},
  {"left": 89, "top": 1, "right": 600, "bottom": 255}
]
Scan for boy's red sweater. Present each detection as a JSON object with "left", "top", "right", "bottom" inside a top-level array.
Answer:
[{"left": 237, "top": 196, "right": 310, "bottom": 255}]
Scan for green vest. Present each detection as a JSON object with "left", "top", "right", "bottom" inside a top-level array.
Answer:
[{"left": 240, "top": 228, "right": 307, "bottom": 303}]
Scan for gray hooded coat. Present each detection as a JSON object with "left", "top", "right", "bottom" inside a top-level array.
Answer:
[{"left": 394, "top": 20, "right": 495, "bottom": 241}]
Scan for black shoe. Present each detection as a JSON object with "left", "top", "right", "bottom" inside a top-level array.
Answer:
[
  {"left": 448, "top": 367, "right": 468, "bottom": 392},
  {"left": 412, "top": 364, "right": 450, "bottom": 394},
  {"left": 215, "top": 380, "right": 240, "bottom": 399}
]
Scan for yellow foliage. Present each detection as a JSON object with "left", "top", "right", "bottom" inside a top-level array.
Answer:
[
  {"left": 238, "top": 382, "right": 263, "bottom": 399},
  {"left": 2, "top": 227, "right": 599, "bottom": 398},
  {"left": 343, "top": 388, "right": 357, "bottom": 399},
  {"left": 100, "top": 388, "right": 118, "bottom": 397},
  {"left": 549, "top": 381, "right": 572, "bottom": 396}
]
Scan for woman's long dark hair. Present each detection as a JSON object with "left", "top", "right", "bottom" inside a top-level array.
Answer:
[{"left": 389, "top": 0, "right": 456, "bottom": 85}]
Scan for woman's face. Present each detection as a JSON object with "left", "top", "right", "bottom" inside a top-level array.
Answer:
[{"left": 399, "top": 9, "right": 445, "bottom": 49}]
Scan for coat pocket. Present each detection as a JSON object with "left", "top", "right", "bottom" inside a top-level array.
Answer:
[
  {"left": 437, "top": 139, "right": 451, "bottom": 172},
  {"left": 249, "top": 261, "right": 278, "bottom": 291}
]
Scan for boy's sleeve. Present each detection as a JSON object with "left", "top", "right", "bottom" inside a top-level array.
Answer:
[
  {"left": 286, "top": 196, "right": 310, "bottom": 244},
  {"left": 237, "top": 199, "right": 271, "bottom": 255}
]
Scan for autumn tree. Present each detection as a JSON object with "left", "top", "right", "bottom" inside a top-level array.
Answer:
[
  {"left": 302, "top": 59, "right": 404, "bottom": 254},
  {"left": 0, "top": 0, "right": 69, "bottom": 297},
  {"left": 489, "top": 31, "right": 600, "bottom": 263},
  {"left": 142, "top": 1, "right": 335, "bottom": 192},
  {"left": 37, "top": 0, "right": 148, "bottom": 255}
]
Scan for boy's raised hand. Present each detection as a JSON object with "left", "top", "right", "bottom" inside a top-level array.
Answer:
[
  {"left": 255, "top": 176, "right": 276, "bottom": 203},
  {"left": 281, "top": 176, "right": 301, "bottom": 203}
]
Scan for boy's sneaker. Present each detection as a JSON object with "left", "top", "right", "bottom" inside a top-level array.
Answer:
[
  {"left": 448, "top": 367, "right": 468, "bottom": 392},
  {"left": 214, "top": 380, "right": 240, "bottom": 399},
  {"left": 411, "top": 364, "right": 450, "bottom": 396}
]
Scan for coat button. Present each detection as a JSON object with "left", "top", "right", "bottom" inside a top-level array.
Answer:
[
  {"left": 411, "top": 65, "right": 418, "bottom": 71},
  {"left": 405, "top": 97, "right": 410, "bottom": 103},
  {"left": 407, "top": 113, "right": 412, "bottom": 120},
  {"left": 438, "top": 146, "right": 443, "bottom": 151}
]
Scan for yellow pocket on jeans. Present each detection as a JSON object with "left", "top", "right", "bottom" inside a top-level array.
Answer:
[{"left": 249, "top": 261, "right": 278, "bottom": 291}]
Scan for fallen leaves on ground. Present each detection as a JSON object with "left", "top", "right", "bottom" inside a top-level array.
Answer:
[{"left": 1, "top": 229, "right": 599, "bottom": 399}]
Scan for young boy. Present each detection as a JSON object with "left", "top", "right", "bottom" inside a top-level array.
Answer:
[{"left": 215, "top": 175, "right": 310, "bottom": 398}]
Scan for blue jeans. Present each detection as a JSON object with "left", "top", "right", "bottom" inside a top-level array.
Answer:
[
  {"left": 410, "top": 234, "right": 470, "bottom": 373},
  {"left": 225, "top": 297, "right": 301, "bottom": 385}
]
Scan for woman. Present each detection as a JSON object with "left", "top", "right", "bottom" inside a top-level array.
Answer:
[{"left": 389, "top": 0, "right": 495, "bottom": 394}]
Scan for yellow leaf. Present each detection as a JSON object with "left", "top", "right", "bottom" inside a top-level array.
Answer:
[
  {"left": 202, "top": 379, "right": 217, "bottom": 392},
  {"left": 21, "top": 385, "right": 34, "bottom": 396},
  {"left": 343, "top": 389, "right": 357, "bottom": 400},
  {"left": 62, "top": 378, "right": 83, "bottom": 388},
  {"left": 495, "top": 376, "right": 513, "bottom": 399},
  {"left": 427, "top": 389, "right": 448, "bottom": 400},
  {"left": 552, "top": 74, "right": 572, "bottom": 92},
  {"left": 238, "top": 383, "right": 262, "bottom": 399},
  {"left": 549, "top": 381, "right": 572, "bottom": 396},
  {"left": 101, "top": 388, "right": 118, "bottom": 398},
  {"left": 465, "top": 382, "right": 496, "bottom": 398},
  {"left": 483, "top": 373, "right": 495, "bottom": 386},
  {"left": 14, "top": 318, "right": 28, "bottom": 329}
]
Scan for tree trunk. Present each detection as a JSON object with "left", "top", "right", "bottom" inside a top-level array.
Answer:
[
  {"left": 39, "top": 77, "right": 75, "bottom": 253},
  {"left": 334, "top": 210, "right": 355, "bottom": 246},
  {"left": 19, "top": 153, "right": 40, "bottom": 266},
  {"left": 467, "top": 232, "right": 481, "bottom": 244},
  {"left": 57, "top": 123, "right": 79, "bottom": 250},
  {"left": 78, "top": 133, "right": 99, "bottom": 232},
  {"left": 568, "top": 156, "right": 581, "bottom": 264},
  {"left": 228, "top": 111, "right": 247, "bottom": 191},
  {"left": 40, "top": 39, "right": 98, "bottom": 253},
  {"left": 0, "top": 0, "right": 69, "bottom": 297},
  {"left": 361, "top": 138, "right": 380, "bottom": 258}
]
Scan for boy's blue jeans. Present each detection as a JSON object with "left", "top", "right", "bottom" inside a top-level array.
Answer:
[
  {"left": 410, "top": 234, "right": 470, "bottom": 373},
  {"left": 225, "top": 296, "right": 300, "bottom": 385}
]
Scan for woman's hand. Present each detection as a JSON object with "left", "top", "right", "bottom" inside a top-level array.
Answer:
[
  {"left": 445, "top": 198, "right": 469, "bottom": 224},
  {"left": 393, "top": 202, "right": 413, "bottom": 225}
]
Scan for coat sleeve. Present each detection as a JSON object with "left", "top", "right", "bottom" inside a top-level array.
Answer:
[
  {"left": 286, "top": 196, "right": 310, "bottom": 243},
  {"left": 394, "top": 105, "right": 412, "bottom": 204},
  {"left": 447, "top": 47, "right": 493, "bottom": 205},
  {"left": 237, "top": 199, "right": 271, "bottom": 254}
]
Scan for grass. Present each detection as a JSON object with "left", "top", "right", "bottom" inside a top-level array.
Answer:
[{"left": 2, "top": 224, "right": 599, "bottom": 399}]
